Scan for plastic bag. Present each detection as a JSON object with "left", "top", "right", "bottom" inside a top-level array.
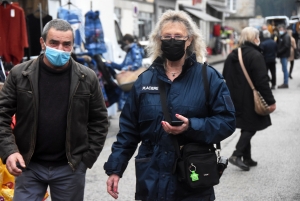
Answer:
[
  {"left": 0, "top": 159, "right": 14, "bottom": 201},
  {"left": 0, "top": 159, "right": 49, "bottom": 201}
]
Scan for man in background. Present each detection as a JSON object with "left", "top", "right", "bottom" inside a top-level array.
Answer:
[
  {"left": 260, "top": 30, "right": 278, "bottom": 89},
  {"left": 277, "top": 24, "right": 291, "bottom": 89}
]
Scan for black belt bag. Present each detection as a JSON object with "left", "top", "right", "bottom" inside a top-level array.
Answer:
[{"left": 174, "top": 143, "right": 220, "bottom": 189}]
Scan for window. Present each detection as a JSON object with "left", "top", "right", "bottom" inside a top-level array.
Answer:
[
  {"left": 138, "top": 12, "right": 153, "bottom": 41},
  {"left": 114, "top": 21, "right": 123, "bottom": 45},
  {"left": 227, "top": 0, "right": 236, "bottom": 12}
]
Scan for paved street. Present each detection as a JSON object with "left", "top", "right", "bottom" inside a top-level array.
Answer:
[{"left": 80, "top": 58, "right": 300, "bottom": 201}]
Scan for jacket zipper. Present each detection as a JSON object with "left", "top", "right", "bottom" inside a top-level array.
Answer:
[
  {"left": 66, "top": 81, "right": 80, "bottom": 171},
  {"left": 26, "top": 76, "right": 37, "bottom": 165}
]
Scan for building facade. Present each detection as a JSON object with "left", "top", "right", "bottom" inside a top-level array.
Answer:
[{"left": 224, "top": 0, "right": 256, "bottom": 32}]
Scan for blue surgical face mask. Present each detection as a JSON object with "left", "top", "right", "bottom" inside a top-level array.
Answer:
[
  {"left": 44, "top": 43, "right": 71, "bottom": 67},
  {"left": 279, "top": 31, "right": 284, "bottom": 35}
]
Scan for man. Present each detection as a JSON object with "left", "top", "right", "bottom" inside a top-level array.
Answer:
[
  {"left": 0, "top": 19, "right": 108, "bottom": 201},
  {"left": 259, "top": 24, "right": 268, "bottom": 42},
  {"left": 260, "top": 30, "right": 278, "bottom": 89},
  {"left": 277, "top": 24, "right": 291, "bottom": 89}
]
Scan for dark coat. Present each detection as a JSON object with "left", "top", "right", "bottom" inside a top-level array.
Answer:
[
  {"left": 104, "top": 54, "right": 236, "bottom": 201},
  {"left": 0, "top": 55, "right": 109, "bottom": 170},
  {"left": 277, "top": 32, "right": 291, "bottom": 58},
  {"left": 223, "top": 42, "right": 276, "bottom": 131},
  {"left": 260, "top": 38, "right": 277, "bottom": 63}
]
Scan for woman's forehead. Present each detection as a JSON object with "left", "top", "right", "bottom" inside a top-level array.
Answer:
[{"left": 161, "top": 21, "right": 187, "bottom": 35}]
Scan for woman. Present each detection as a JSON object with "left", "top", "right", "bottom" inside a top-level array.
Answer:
[
  {"left": 223, "top": 27, "right": 276, "bottom": 171},
  {"left": 287, "top": 29, "right": 297, "bottom": 79},
  {"left": 104, "top": 10, "right": 236, "bottom": 201}
]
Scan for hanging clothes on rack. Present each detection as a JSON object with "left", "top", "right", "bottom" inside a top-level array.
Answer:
[
  {"left": 0, "top": 1, "right": 28, "bottom": 65},
  {"left": 0, "top": 57, "right": 6, "bottom": 82},
  {"left": 26, "top": 10, "right": 52, "bottom": 56},
  {"left": 84, "top": 10, "right": 107, "bottom": 55},
  {"left": 57, "top": 4, "right": 85, "bottom": 53}
]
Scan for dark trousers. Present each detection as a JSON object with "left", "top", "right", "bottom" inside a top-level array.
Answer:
[
  {"left": 266, "top": 61, "right": 276, "bottom": 86},
  {"left": 232, "top": 130, "right": 256, "bottom": 159},
  {"left": 13, "top": 161, "right": 87, "bottom": 201},
  {"left": 289, "top": 60, "right": 294, "bottom": 75}
]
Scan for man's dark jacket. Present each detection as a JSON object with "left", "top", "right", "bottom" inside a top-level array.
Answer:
[
  {"left": 260, "top": 38, "right": 277, "bottom": 63},
  {"left": 277, "top": 32, "right": 291, "bottom": 58},
  {"left": 0, "top": 55, "right": 108, "bottom": 170},
  {"left": 223, "top": 42, "right": 276, "bottom": 131}
]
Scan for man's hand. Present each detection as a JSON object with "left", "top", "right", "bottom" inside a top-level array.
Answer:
[
  {"left": 6, "top": 153, "right": 25, "bottom": 176},
  {"left": 107, "top": 174, "right": 120, "bottom": 199}
]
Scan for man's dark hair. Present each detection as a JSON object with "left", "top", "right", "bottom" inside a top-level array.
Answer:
[
  {"left": 123, "top": 34, "right": 134, "bottom": 43},
  {"left": 42, "top": 19, "right": 74, "bottom": 42},
  {"left": 277, "top": 24, "right": 286, "bottom": 30}
]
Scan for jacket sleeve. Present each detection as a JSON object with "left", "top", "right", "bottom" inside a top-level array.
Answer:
[
  {"left": 110, "top": 61, "right": 124, "bottom": 71},
  {"left": 292, "top": 38, "right": 297, "bottom": 49},
  {"left": 82, "top": 71, "right": 109, "bottom": 168},
  {"left": 0, "top": 71, "right": 19, "bottom": 163},
  {"left": 184, "top": 68, "right": 236, "bottom": 144},
  {"left": 249, "top": 52, "right": 276, "bottom": 105},
  {"left": 103, "top": 86, "right": 140, "bottom": 177}
]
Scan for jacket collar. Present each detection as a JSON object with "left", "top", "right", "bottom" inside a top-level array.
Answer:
[
  {"left": 152, "top": 53, "right": 197, "bottom": 78},
  {"left": 153, "top": 53, "right": 197, "bottom": 68},
  {"left": 243, "top": 41, "right": 263, "bottom": 53}
]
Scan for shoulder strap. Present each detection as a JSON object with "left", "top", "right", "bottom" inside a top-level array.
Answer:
[
  {"left": 158, "top": 78, "right": 171, "bottom": 123},
  {"left": 202, "top": 63, "right": 221, "bottom": 150},
  {"left": 238, "top": 48, "right": 255, "bottom": 90},
  {"left": 158, "top": 78, "right": 182, "bottom": 172}
]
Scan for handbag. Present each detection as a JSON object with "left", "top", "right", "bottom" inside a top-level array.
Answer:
[
  {"left": 238, "top": 48, "right": 270, "bottom": 116},
  {"left": 116, "top": 67, "right": 147, "bottom": 92},
  {"left": 158, "top": 63, "right": 227, "bottom": 189}
]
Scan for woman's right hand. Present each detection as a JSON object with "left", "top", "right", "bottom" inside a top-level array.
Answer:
[
  {"left": 269, "top": 103, "right": 276, "bottom": 113},
  {"left": 107, "top": 174, "right": 120, "bottom": 199}
]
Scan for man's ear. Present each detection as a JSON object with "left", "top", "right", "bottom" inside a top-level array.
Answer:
[{"left": 40, "top": 37, "right": 45, "bottom": 50}]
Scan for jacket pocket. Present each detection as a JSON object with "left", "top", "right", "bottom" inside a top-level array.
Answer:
[{"left": 135, "top": 157, "right": 152, "bottom": 196}]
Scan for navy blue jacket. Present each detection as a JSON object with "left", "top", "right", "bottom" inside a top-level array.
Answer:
[
  {"left": 260, "top": 38, "right": 277, "bottom": 63},
  {"left": 104, "top": 54, "right": 236, "bottom": 201}
]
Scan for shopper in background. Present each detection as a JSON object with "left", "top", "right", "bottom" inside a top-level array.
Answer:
[
  {"left": 260, "top": 30, "right": 277, "bottom": 89},
  {"left": 106, "top": 34, "right": 143, "bottom": 111},
  {"left": 287, "top": 29, "right": 297, "bottom": 79},
  {"left": 277, "top": 25, "right": 291, "bottom": 88},
  {"left": 223, "top": 27, "right": 276, "bottom": 171}
]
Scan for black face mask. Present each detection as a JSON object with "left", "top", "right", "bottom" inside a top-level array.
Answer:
[{"left": 161, "top": 38, "right": 186, "bottom": 61}]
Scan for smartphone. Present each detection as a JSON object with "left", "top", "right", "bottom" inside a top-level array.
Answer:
[
  {"left": 171, "top": 120, "right": 184, "bottom": 126},
  {"left": 16, "top": 162, "right": 26, "bottom": 171}
]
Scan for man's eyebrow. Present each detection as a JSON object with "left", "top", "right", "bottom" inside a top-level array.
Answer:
[{"left": 49, "top": 39, "right": 59, "bottom": 43}]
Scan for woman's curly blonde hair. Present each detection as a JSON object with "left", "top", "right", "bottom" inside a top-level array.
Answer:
[{"left": 146, "top": 10, "right": 207, "bottom": 62}]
